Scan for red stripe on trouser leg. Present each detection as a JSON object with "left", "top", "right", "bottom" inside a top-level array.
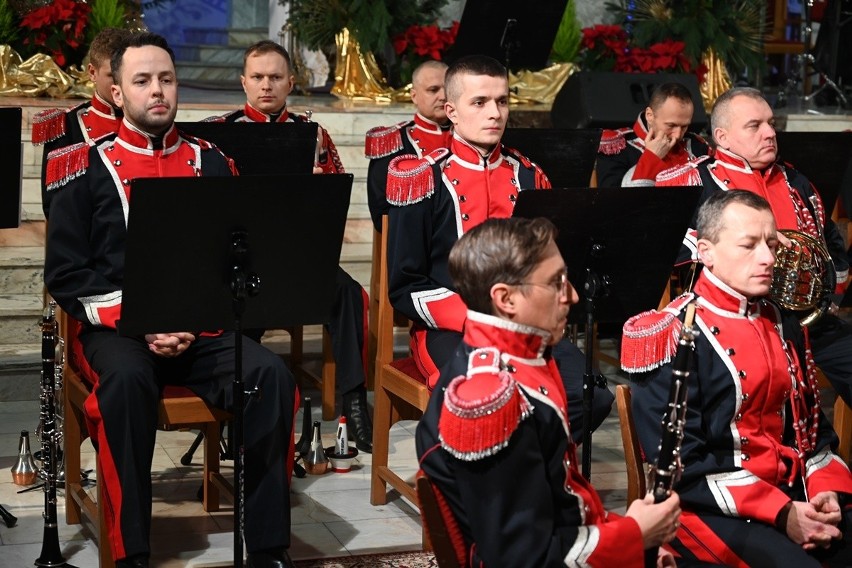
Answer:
[
  {"left": 411, "top": 328, "right": 441, "bottom": 389},
  {"left": 84, "top": 385, "right": 127, "bottom": 560},
  {"left": 675, "top": 511, "right": 749, "bottom": 568}
]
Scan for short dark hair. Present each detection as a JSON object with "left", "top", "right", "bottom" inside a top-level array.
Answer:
[
  {"left": 243, "top": 40, "right": 292, "bottom": 72},
  {"left": 710, "top": 87, "right": 767, "bottom": 144},
  {"left": 88, "top": 27, "right": 131, "bottom": 68},
  {"left": 445, "top": 54, "right": 507, "bottom": 102},
  {"left": 648, "top": 82, "right": 694, "bottom": 111},
  {"left": 111, "top": 32, "right": 175, "bottom": 84},
  {"left": 696, "top": 190, "right": 773, "bottom": 243},
  {"left": 449, "top": 217, "right": 558, "bottom": 315}
]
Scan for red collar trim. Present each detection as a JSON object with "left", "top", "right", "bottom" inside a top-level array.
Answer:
[
  {"left": 695, "top": 270, "right": 759, "bottom": 317},
  {"left": 463, "top": 311, "right": 549, "bottom": 360},
  {"left": 450, "top": 133, "right": 502, "bottom": 167},
  {"left": 632, "top": 112, "right": 648, "bottom": 139},
  {"left": 242, "top": 103, "right": 290, "bottom": 123},
  {"left": 91, "top": 93, "right": 119, "bottom": 117},
  {"left": 414, "top": 113, "right": 450, "bottom": 134},
  {"left": 118, "top": 119, "right": 180, "bottom": 151}
]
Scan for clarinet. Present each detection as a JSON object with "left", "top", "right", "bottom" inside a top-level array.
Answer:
[
  {"left": 644, "top": 302, "right": 697, "bottom": 567},
  {"left": 35, "top": 301, "right": 74, "bottom": 567}
]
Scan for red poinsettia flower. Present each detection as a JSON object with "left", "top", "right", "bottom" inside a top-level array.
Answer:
[{"left": 19, "top": 0, "right": 91, "bottom": 68}]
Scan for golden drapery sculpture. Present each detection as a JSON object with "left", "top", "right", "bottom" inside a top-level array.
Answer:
[
  {"left": 509, "top": 63, "right": 576, "bottom": 105},
  {"left": 332, "top": 28, "right": 395, "bottom": 102},
  {"left": 0, "top": 45, "right": 91, "bottom": 98},
  {"left": 699, "top": 49, "right": 732, "bottom": 112}
]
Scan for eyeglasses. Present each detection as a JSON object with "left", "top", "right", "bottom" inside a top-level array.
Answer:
[{"left": 519, "top": 270, "right": 570, "bottom": 295}]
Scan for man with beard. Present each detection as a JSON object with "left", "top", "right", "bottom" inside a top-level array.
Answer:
[{"left": 44, "top": 32, "right": 298, "bottom": 568}]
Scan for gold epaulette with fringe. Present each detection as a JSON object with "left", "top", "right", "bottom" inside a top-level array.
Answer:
[
  {"left": 31, "top": 108, "right": 68, "bottom": 145},
  {"left": 386, "top": 147, "right": 449, "bottom": 206},
  {"left": 621, "top": 293, "right": 695, "bottom": 373},
  {"left": 656, "top": 155, "right": 711, "bottom": 185},
  {"left": 439, "top": 347, "right": 532, "bottom": 461},
  {"left": 44, "top": 141, "right": 90, "bottom": 191},
  {"left": 364, "top": 121, "right": 407, "bottom": 159},
  {"left": 598, "top": 128, "right": 630, "bottom": 155}
]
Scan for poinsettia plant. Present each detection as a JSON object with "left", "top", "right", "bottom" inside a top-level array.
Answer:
[
  {"left": 392, "top": 20, "right": 458, "bottom": 85},
  {"left": 580, "top": 24, "right": 705, "bottom": 82},
  {"left": 18, "top": 0, "right": 90, "bottom": 67}
]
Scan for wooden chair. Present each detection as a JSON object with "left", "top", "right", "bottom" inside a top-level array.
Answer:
[
  {"left": 615, "top": 384, "right": 646, "bottom": 505},
  {"left": 416, "top": 472, "right": 466, "bottom": 568},
  {"left": 60, "top": 308, "right": 233, "bottom": 567},
  {"left": 370, "top": 215, "right": 431, "bottom": 507},
  {"left": 817, "top": 370, "right": 852, "bottom": 464}
]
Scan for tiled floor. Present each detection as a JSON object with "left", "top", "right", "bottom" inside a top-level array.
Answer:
[{"left": 0, "top": 345, "right": 630, "bottom": 567}]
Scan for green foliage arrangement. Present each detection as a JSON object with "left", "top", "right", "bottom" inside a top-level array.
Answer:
[
  {"left": 86, "top": 0, "right": 128, "bottom": 46},
  {"left": 0, "top": 0, "right": 20, "bottom": 47},
  {"left": 286, "top": 0, "right": 447, "bottom": 56},
  {"left": 551, "top": 0, "right": 581, "bottom": 64},
  {"left": 605, "top": 0, "right": 766, "bottom": 76}
]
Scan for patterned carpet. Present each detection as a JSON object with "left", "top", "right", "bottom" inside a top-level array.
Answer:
[{"left": 294, "top": 551, "right": 438, "bottom": 568}]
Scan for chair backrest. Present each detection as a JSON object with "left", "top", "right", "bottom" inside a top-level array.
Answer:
[
  {"left": 416, "top": 472, "right": 466, "bottom": 568},
  {"left": 615, "top": 384, "right": 646, "bottom": 504},
  {"left": 375, "top": 215, "right": 412, "bottom": 367}
]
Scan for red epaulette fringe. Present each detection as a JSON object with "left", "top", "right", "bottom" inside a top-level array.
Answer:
[
  {"left": 656, "top": 155, "right": 710, "bottom": 185},
  {"left": 364, "top": 122, "right": 406, "bottom": 158},
  {"left": 31, "top": 108, "right": 67, "bottom": 145},
  {"left": 439, "top": 348, "right": 532, "bottom": 461},
  {"left": 598, "top": 129, "right": 628, "bottom": 155},
  {"left": 386, "top": 148, "right": 449, "bottom": 205},
  {"left": 621, "top": 293, "right": 694, "bottom": 373},
  {"left": 45, "top": 142, "right": 90, "bottom": 191}
]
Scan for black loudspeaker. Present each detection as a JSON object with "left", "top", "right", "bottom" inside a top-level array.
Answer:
[
  {"left": 0, "top": 107, "right": 22, "bottom": 229},
  {"left": 551, "top": 71, "right": 708, "bottom": 132}
]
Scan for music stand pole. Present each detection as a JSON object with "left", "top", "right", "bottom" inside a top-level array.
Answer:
[{"left": 581, "top": 246, "right": 608, "bottom": 480}]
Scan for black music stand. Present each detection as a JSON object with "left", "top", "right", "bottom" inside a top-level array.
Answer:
[
  {"left": 0, "top": 107, "right": 22, "bottom": 229},
  {"left": 445, "top": 0, "right": 568, "bottom": 71},
  {"left": 514, "top": 186, "right": 702, "bottom": 479},
  {"left": 501, "top": 128, "right": 602, "bottom": 188},
  {"left": 175, "top": 121, "right": 317, "bottom": 175},
  {"left": 120, "top": 173, "right": 353, "bottom": 567},
  {"left": 776, "top": 131, "right": 851, "bottom": 219}
]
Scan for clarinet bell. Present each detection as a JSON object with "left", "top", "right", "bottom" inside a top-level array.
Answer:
[
  {"left": 11, "top": 430, "right": 38, "bottom": 486},
  {"left": 304, "top": 421, "right": 329, "bottom": 475}
]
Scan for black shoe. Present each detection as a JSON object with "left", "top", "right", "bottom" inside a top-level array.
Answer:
[
  {"left": 343, "top": 387, "right": 373, "bottom": 453},
  {"left": 116, "top": 554, "right": 149, "bottom": 567},
  {"left": 246, "top": 547, "right": 295, "bottom": 568}
]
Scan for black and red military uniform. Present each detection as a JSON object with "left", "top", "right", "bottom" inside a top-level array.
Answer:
[
  {"left": 594, "top": 112, "right": 709, "bottom": 188},
  {"left": 622, "top": 270, "right": 852, "bottom": 567},
  {"left": 212, "top": 103, "right": 344, "bottom": 174},
  {"left": 365, "top": 112, "right": 452, "bottom": 231},
  {"left": 43, "top": 119, "right": 298, "bottom": 561},
  {"left": 657, "top": 147, "right": 852, "bottom": 408},
  {"left": 388, "top": 134, "right": 614, "bottom": 441},
  {"left": 32, "top": 92, "right": 122, "bottom": 218},
  {"left": 417, "top": 311, "right": 645, "bottom": 567},
  {"left": 208, "top": 103, "right": 370, "bottom": 407}
]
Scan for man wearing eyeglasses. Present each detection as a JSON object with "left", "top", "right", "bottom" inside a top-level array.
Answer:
[{"left": 416, "top": 217, "right": 681, "bottom": 567}]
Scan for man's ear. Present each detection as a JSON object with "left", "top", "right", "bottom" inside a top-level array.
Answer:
[
  {"left": 644, "top": 106, "right": 654, "bottom": 124},
  {"left": 445, "top": 101, "right": 457, "bottom": 125},
  {"left": 713, "top": 127, "right": 727, "bottom": 148},
  {"left": 696, "top": 238, "right": 713, "bottom": 267},
  {"left": 490, "top": 283, "right": 517, "bottom": 316},
  {"left": 87, "top": 62, "right": 96, "bottom": 82},
  {"left": 110, "top": 84, "right": 123, "bottom": 109}
]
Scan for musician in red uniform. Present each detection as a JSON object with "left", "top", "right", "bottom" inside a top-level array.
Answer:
[
  {"left": 623, "top": 190, "right": 852, "bottom": 567},
  {"left": 208, "top": 40, "right": 373, "bottom": 451},
  {"left": 365, "top": 60, "right": 452, "bottom": 230},
  {"left": 43, "top": 33, "right": 297, "bottom": 568},
  {"left": 656, "top": 87, "right": 852, "bottom": 410},
  {"left": 595, "top": 82, "right": 709, "bottom": 188},
  {"left": 416, "top": 217, "right": 681, "bottom": 567},
  {"left": 32, "top": 27, "right": 130, "bottom": 218},
  {"left": 387, "top": 54, "right": 614, "bottom": 442}
]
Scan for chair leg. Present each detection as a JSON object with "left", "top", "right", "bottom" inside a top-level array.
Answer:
[
  {"left": 321, "top": 329, "right": 336, "bottom": 421},
  {"left": 371, "top": 380, "right": 392, "bottom": 505},
  {"left": 64, "top": 390, "right": 83, "bottom": 525},
  {"left": 203, "top": 422, "right": 221, "bottom": 512},
  {"left": 834, "top": 396, "right": 852, "bottom": 464}
]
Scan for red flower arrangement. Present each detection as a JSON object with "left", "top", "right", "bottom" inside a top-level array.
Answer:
[
  {"left": 19, "top": 0, "right": 91, "bottom": 68},
  {"left": 580, "top": 24, "right": 706, "bottom": 83},
  {"left": 392, "top": 21, "right": 459, "bottom": 85}
]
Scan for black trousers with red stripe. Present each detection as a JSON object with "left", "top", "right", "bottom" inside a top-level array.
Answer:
[
  {"left": 80, "top": 328, "right": 297, "bottom": 560},
  {"left": 672, "top": 507, "right": 852, "bottom": 567}
]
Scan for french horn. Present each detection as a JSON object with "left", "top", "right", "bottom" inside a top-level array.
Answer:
[{"left": 770, "top": 229, "right": 836, "bottom": 327}]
